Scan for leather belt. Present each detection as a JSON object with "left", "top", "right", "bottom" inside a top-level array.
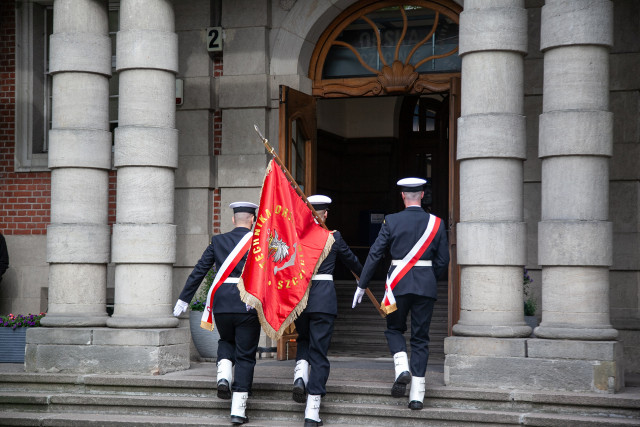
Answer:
[
  {"left": 224, "top": 278, "right": 240, "bottom": 284},
  {"left": 312, "top": 274, "right": 333, "bottom": 281},
  {"left": 391, "top": 260, "right": 432, "bottom": 267}
]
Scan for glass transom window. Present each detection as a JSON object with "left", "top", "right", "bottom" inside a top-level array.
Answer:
[{"left": 322, "top": 5, "right": 460, "bottom": 79}]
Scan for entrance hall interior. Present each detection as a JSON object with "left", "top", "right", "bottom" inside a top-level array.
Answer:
[{"left": 315, "top": 94, "right": 450, "bottom": 360}]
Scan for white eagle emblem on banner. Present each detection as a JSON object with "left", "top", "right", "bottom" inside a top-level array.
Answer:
[{"left": 268, "top": 229, "right": 298, "bottom": 275}]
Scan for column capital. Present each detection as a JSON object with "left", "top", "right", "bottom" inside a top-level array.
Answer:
[
  {"left": 538, "top": 221, "right": 612, "bottom": 266},
  {"left": 541, "top": 0, "right": 613, "bottom": 51},
  {"left": 539, "top": 111, "right": 613, "bottom": 158},
  {"left": 458, "top": 114, "right": 526, "bottom": 160},
  {"left": 49, "top": 33, "right": 112, "bottom": 76},
  {"left": 116, "top": 30, "right": 179, "bottom": 73},
  {"left": 459, "top": 6, "right": 527, "bottom": 56}
]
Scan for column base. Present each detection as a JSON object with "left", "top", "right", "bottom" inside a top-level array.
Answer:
[
  {"left": 534, "top": 325, "right": 618, "bottom": 340},
  {"left": 444, "top": 336, "right": 624, "bottom": 393},
  {"left": 452, "top": 322, "right": 532, "bottom": 338},
  {"left": 40, "top": 313, "right": 108, "bottom": 328},
  {"left": 106, "top": 314, "right": 179, "bottom": 329},
  {"left": 25, "top": 327, "right": 190, "bottom": 375}
]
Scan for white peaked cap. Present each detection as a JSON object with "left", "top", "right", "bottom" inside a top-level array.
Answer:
[
  {"left": 397, "top": 177, "right": 426, "bottom": 191},
  {"left": 308, "top": 195, "right": 332, "bottom": 210},
  {"left": 229, "top": 201, "right": 258, "bottom": 213},
  {"left": 307, "top": 195, "right": 332, "bottom": 205}
]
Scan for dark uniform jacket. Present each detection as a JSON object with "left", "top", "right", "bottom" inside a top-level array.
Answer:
[
  {"left": 305, "top": 231, "right": 363, "bottom": 315},
  {"left": 178, "top": 227, "right": 251, "bottom": 314},
  {"left": 0, "top": 233, "right": 8, "bottom": 282},
  {"left": 358, "top": 206, "right": 449, "bottom": 300}
]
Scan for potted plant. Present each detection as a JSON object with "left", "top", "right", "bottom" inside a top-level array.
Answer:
[
  {"left": 188, "top": 268, "right": 220, "bottom": 360},
  {"left": 0, "top": 312, "right": 46, "bottom": 363},
  {"left": 523, "top": 269, "right": 538, "bottom": 332}
]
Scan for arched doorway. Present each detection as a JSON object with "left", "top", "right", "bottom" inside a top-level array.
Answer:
[{"left": 278, "top": 0, "right": 461, "bottom": 359}]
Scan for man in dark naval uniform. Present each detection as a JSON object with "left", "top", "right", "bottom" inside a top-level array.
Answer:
[
  {"left": 352, "top": 178, "right": 449, "bottom": 410},
  {"left": 173, "top": 201, "right": 260, "bottom": 425},
  {"left": 292, "top": 195, "right": 363, "bottom": 427},
  {"left": 0, "top": 232, "right": 8, "bottom": 284}
]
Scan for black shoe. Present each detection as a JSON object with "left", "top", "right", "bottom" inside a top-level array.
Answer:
[
  {"left": 408, "top": 400, "right": 424, "bottom": 410},
  {"left": 391, "top": 371, "right": 411, "bottom": 397},
  {"left": 292, "top": 377, "right": 307, "bottom": 403},
  {"left": 304, "top": 418, "right": 323, "bottom": 427},
  {"left": 230, "top": 415, "right": 249, "bottom": 424},
  {"left": 217, "top": 379, "right": 231, "bottom": 400}
]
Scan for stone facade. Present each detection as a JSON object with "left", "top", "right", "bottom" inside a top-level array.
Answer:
[{"left": 0, "top": 0, "right": 638, "bottom": 385}]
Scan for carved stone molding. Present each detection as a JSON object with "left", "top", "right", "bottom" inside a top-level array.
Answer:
[{"left": 378, "top": 61, "right": 419, "bottom": 94}]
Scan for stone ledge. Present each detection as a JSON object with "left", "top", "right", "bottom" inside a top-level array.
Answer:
[
  {"left": 93, "top": 328, "right": 188, "bottom": 346},
  {"left": 445, "top": 351, "right": 623, "bottom": 394},
  {"left": 444, "top": 336, "right": 527, "bottom": 357},
  {"left": 527, "top": 339, "right": 621, "bottom": 361},
  {"left": 27, "top": 327, "right": 188, "bottom": 347},
  {"left": 24, "top": 328, "right": 190, "bottom": 375}
]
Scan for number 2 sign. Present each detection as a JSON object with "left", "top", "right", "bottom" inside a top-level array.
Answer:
[{"left": 207, "top": 27, "right": 223, "bottom": 52}]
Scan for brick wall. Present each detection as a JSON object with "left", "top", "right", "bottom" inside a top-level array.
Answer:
[
  {"left": 212, "top": 54, "right": 223, "bottom": 234},
  {"left": 1, "top": 1, "right": 218, "bottom": 237},
  {"left": 0, "top": 0, "right": 51, "bottom": 236},
  {"left": 0, "top": 1, "right": 119, "bottom": 236}
]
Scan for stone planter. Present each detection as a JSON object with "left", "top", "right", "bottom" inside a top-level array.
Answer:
[
  {"left": 189, "top": 311, "right": 219, "bottom": 360},
  {"left": 0, "top": 328, "right": 27, "bottom": 363}
]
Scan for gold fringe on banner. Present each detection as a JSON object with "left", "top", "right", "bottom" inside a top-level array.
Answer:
[{"left": 238, "top": 233, "right": 334, "bottom": 341}]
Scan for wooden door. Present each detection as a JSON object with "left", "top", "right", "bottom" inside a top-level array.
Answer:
[
  {"left": 279, "top": 85, "right": 317, "bottom": 194},
  {"left": 276, "top": 85, "right": 317, "bottom": 360},
  {"left": 447, "top": 77, "right": 461, "bottom": 335},
  {"left": 400, "top": 97, "right": 450, "bottom": 221}
]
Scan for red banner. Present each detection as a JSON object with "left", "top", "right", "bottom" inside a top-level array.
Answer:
[{"left": 238, "top": 160, "right": 334, "bottom": 340}]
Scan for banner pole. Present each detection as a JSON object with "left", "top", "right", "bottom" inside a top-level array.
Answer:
[
  {"left": 253, "top": 125, "right": 326, "bottom": 228},
  {"left": 253, "top": 125, "right": 386, "bottom": 318}
]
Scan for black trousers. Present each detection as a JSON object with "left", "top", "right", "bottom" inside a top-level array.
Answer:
[
  {"left": 384, "top": 294, "right": 436, "bottom": 377},
  {"left": 294, "top": 311, "right": 335, "bottom": 396},
  {"left": 214, "top": 312, "right": 261, "bottom": 393}
]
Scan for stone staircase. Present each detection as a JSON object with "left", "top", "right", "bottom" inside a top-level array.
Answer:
[
  {"left": 330, "top": 280, "right": 448, "bottom": 361},
  {"left": 1, "top": 361, "right": 639, "bottom": 426}
]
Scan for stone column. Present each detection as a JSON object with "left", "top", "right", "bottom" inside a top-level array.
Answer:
[
  {"left": 453, "top": 0, "right": 530, "bottom": 337},
  {"left": 42, "top": 0, "right": 111, "bottom": 327},
  {"left": 536, "top": 0, "right": 617, "bottom": 340},
  {"left": 107, "top": 0, "right": 179, "bottom": 328}
]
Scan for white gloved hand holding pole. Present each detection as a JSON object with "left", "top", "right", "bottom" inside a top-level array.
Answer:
[
  {"left": 173, "top": 299, "right": 189, "bottom": 317},
  {"left": 352, "top": 287, "right": 365, "bottom": 308}
]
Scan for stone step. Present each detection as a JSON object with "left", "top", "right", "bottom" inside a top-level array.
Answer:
[
  {"left": 332, "top": 322, "right": 448, "bottom": 333},
  {"left": 328, "top": 333, "right": 446, "bottom": 345},
  {"left": 0, "top": 411, "right": 337, "bottom": 427},
  {"left": 331, "top": 289, "right": 450, "bottom": 358},
  {"left": 1, "top": 393, "right": 639, "bottom": 427},
  {"left": 2, "top": 370, "right": 639, "bottom": 421},
  {"left": 328, "top": 339, "right": 444, "bottom": 350},
  {"left": 334, "top": 308, "right": 449, "bottom": 317},
  {"left": 331, "top": 321, "right": 449, "bottom": 331},
  {"left": 328, "top": 339, "right": 446, "bottom": 349}
]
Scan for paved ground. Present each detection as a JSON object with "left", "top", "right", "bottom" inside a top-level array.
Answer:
[{"left": 0, "top": 356, "right": 445, "bottom": 389}]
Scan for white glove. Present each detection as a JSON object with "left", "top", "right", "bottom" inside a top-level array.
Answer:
[
  {"left": 352, "top": 287, "right": 365, "bottom": 308},
  {"left": 173, "top": 299, "right": 188, "bottom": 317},
  {"left": 246, "top": 304, "right": 255, "bottom": 311}
]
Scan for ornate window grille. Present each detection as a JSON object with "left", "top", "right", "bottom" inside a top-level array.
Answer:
[{"left": 310, "top": 1, "right": 461, "bottom": 98}]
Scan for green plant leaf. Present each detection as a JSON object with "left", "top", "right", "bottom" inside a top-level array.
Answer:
[{"left": 190, "top": 267, "right": 217, "bottom": 311}]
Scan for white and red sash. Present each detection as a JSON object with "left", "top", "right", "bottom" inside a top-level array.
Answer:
[
  {"left": 200, "top": 232, "right": 252, "bottom": 330},
  {"left": 381, "top": 214, "right": 441, "bottom": 314}
]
